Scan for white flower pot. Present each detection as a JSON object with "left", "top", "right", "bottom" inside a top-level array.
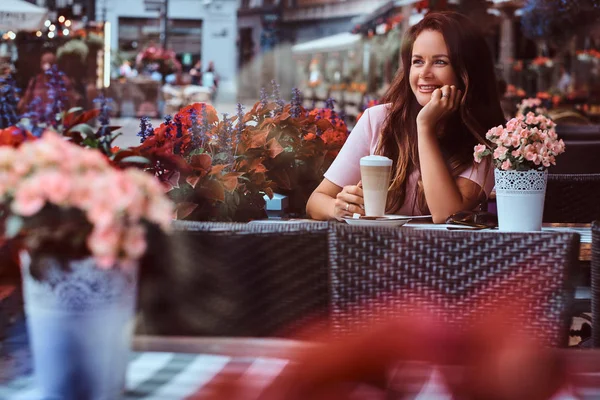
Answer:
[
  {"left": 494, "top": 169, "right": 548, "bottom": 232},
  {"left": 20, "top": 252, "right": 138, "bottom": 400}
]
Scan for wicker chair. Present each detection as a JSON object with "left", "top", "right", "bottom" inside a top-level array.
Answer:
[
  {"left": 592, "top": 221, "right": 600, "bottom": 347},
  {"left": 138, "top": 221, "right": 330, "bottom": 337},
  {"left": 543, "top": 174, "right": 600, "bottom": 223},
  {"left": 549, "top": 124, "right": 600, "bottom": 174},
  {"left": 328, "top": 224, "right": 580, "bottom": 346}
]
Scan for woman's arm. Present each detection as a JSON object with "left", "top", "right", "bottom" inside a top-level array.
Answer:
[
  {"left": 307, "top": 106, "right": 383, "bottom": 220},
  {"left": 306, "top": 179, "right": 364, "bottom": 221},
  {"left": 417, "top": 85, "right": 483, "bottom": 223},
  {"left": 418, "top": 128, "right": 483, "bottom": 223}
]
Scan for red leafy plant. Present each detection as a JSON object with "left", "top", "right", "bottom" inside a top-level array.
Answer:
[
  {"left": 244, "top": 87, "right": 349, "bottom": 215},
  {"left": 120, "top": 84, "right": 350, "bottom": 221},
  {"left": 118, "top": 103, "right": 278, "bottom": 221}
]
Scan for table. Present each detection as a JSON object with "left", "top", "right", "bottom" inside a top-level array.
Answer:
[
  {"left": 3, "top": 335, "right": 600, "bottom": 399},
  {"left": 0, "top": 333, "right": 304, "bottom": 399},
  {"left": 403, "top": 222, "right": 593, "bottom": 262},
  {"left": 252, "top": 220, "right": 593, "bottom": 262}
]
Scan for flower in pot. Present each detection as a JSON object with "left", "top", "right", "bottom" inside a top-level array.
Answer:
[
  {"left": 474, "top": 111, "right": 565, "bottom": 231},
  {"left": 0, "top": 131, "right": 173, "bottom": 399}
]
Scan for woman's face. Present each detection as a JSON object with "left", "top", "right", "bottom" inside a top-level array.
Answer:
[{"left": 409, "top": 30, "right": 459, "bottom": 107}]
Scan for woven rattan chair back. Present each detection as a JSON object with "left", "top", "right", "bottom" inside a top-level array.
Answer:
[
  {"left": 328, "top": 224, "right": 579, "bottom": 346},
  {"left": 549, "top": 124, "right": 600, "bottom": 174},
  {"left": 139, "top": 221, "right": 330, "bottom": 337},
  {"left": 592, "top": 221, "right": 600, "bottom": 347},
  {"left": 543, "top": 174, "right": 600, "bottom": 223}
]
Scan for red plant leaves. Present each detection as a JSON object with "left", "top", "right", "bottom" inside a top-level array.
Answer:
[
  {"left": 186, "top": 175, "right": 201, "bottom": 189},
  {"left": 221, "top": 172, "right": 243, "bottom": 192},
  {"left": 175, "top": 202, "right": 198, "bottom": 220},
  {"left": 209, "top": 164, "right": 228, "bottom": 176},
  {"left": 269, "top": 169, "right": 292, "bottom": 190},
  {"left": 166, "top": 170, "right": 181, "bottom": 189},
  {"left": 316, "top": 119, "right": 333, "bottom": 131},
  {"left": 248, "top": 129, "right": 269, "bottom": 149},
  {"left": 266, "top": 137, "right": 284, "bottom": 159},
  {"left": 197, "top": 178, "right": 225, "bottom": 202},
  {"left": 179, "top": 103, "right": 219, "bottom": 125},
  {"left": 63, "top": 109, "right": 101, "bottom": 130},
  {"left": 0, "top": 127, "right": 36, "bottom": 147},
  {"left": 277, "top": 111, "right": 291, "bottom": 121},
  {"left": 189, "top": 153, "right": 212, "bottom": 175}
]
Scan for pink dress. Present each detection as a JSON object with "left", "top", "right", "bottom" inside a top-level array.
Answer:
[{"left": 324, "top": 104, "right": 494, "bottom": 215}]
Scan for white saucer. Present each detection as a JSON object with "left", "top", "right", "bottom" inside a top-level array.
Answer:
[{"left": 342, "top": 215, "right": 412, "bottom": 227}]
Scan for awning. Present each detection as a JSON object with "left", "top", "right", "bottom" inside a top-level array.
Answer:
[
  {"left": 292, "top": 32, "right": 361, "bottom": 55},
  {"left": 0, "top": 0, "right": 47, "bottom": 32}
]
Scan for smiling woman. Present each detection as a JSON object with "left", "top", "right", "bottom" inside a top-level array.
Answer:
[{"left": 306, "top": 11, "right": 506, "bottom": 223}]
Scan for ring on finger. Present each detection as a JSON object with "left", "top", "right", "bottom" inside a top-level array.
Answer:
[
  {"left": 345, "top": 203, "right": 349, "bottom": 211},
  {"left": 441, "top": 92, "right": 450, "bottom": 98}
]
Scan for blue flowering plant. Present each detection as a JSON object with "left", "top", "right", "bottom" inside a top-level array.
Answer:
[{"left": 0, "top": 68, "right": 123, "bottom": 158}]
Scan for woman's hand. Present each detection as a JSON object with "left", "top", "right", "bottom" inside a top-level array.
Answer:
[
  {"left": 416, "top": 85, "right": 462, "bottom": 131},
  {"left": 333, "top": 183, "right": 364, "bottom": 221}
]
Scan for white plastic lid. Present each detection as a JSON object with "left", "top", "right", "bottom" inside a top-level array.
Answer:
[{"left": 360, "top": 155, "right": 393, "bottom": 167}]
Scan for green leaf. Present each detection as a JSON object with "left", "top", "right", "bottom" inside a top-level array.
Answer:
[
  {"left": 120, "top": 156, "right": 151, "bottom": 164},
  {"left": 69, "top": 123, "right": 96, "bottom": 137},
  {"left": 5, "top": 215, "right": 23, "bottom": 238},
  {"left": 189, "top": 148, "right": 205, "bottom": 156},
  {"left": 82, "top": 137, "right": 100, "bottom": 148}
]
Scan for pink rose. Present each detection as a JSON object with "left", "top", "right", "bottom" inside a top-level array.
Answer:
[{"left": 501, "top": 159, "right": 512, "bottom": 171}]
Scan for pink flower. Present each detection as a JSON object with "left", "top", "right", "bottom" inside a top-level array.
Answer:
[
  {"left": 485, "top": 125, "right": 503, "bottom": 140},
  {"left": 95, "top": 256, "right": 117, "bottom": 270},
  {"left": 87, "top": 201, "right": 117, "bottom": 229},
  {"left": 473, "top": 144, "right": 487, "bottom": 163},
  {"left": 506, "top": 118, "right": 520, "bottom": 132},
  {"left": 87, "top": 225, "right": 121, "bottom": 263},
  {"left": 146, "top": 197, "right": 175, "bottom": 230},
  {"left": 11, "top": 178, "right": 46, "bottom": 217},
  {"left": 493, "top": 146, "right": 508, "bottom": 160},
  {"left": 501, "top": 159, "right": 512, "bottom": 171},
  {"left": 525, "top": 112, "right": 536, "bottom": 125},
  {"left": 123, "top": 225, "right": 147, "bottom": 259},
  {"left": 41, "top": 170, "right": 72, "bottom": 205},
  {"left": 1, "top": 132, "right": 175, "bottom": 267}
]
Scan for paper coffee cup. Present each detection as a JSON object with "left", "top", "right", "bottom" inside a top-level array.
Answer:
[{"left": 360, "top": 155, "right": 392, "bottom": 217}]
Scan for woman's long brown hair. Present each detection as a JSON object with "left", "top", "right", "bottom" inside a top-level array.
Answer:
[{"left": 377, "top": 12, "right": 506, "bottom": 213}]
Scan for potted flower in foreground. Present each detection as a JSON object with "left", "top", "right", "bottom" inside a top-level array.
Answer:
[
  {"left": 0, "top": 131, "right": 173, "bottom": 399},
  {"left": 474, "top": 111, "right": 565, "bottom": 231}
]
